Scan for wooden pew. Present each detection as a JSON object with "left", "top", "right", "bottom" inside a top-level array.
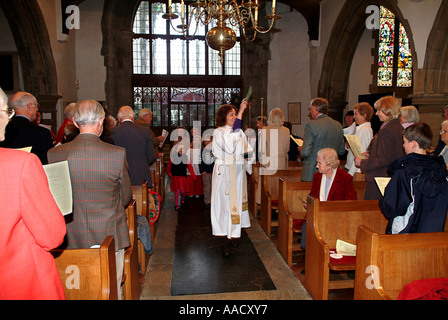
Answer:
[
  {"left": 278, "top": 180, "right": 367, "bottom": 267},
  {"left": 132, "top": 181, "right": 152, "bottom": 275},
  {"left": 354, "top": 225, "right": 448, "bottom": 300},
  {"left": 259, "top": 169, "right": 301, "bottom": 236},
  {"left": 51, "top": 236, "right": 118, "bottom": 300},
  {"left": 304, "top": 195, "right": 388, "bottom": 300},
  {"left": 123, "top": 199, "right": 140, "bottom": 300},
  {"left": 248, "top": 162, "right": 302, "bottom": 218},
  {"left": 277, "top": 178, "right": 312, "bottom": 266}
]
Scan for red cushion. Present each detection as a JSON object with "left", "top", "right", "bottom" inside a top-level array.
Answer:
[
  {"left": 271, "top": 200, "right": 279, "bottom": 207},
  {"left": 329, "top": 250, "right": 356, "bottom": 266}
]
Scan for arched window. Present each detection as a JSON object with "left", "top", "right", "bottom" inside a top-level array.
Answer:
[
  {"left": 132, "top": 1, "right": 242, "bottom": 130},
  {"left": 376, "top": 6, "right": 412, "bottom": 91}
]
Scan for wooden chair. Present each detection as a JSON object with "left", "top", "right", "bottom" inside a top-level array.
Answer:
[
  {"left": 304, "top": 195, "right": 388, "bottom": 300},
  {"left": 277, "top": 180, "right": 366, "bottom": 267},
  {"left": 51, "top": 236, "right": 118, "bottom": 300},
  {"left": 122, "top": 199, "right": 140, "bottom": 300},
  {"left": 259, "top": 169, "right": 301, "bottom": 237},
  {"left": 354, "top": 225, "right": 448, "bottom": 300}
]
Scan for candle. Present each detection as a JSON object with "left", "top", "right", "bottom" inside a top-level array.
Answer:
[
  {"left": 181, "top": 0, "right": 185, "bottom": 19},
  {"left": 272, "top": 0, "right": 276, "bottom": 9},
  {"left": 255, "top": 7, "right": 258, "bottom": 23}
]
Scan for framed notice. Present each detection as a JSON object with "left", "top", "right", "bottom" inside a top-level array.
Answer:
[{"left": 288, "top": 102, "right": 301, "bottom": 124}]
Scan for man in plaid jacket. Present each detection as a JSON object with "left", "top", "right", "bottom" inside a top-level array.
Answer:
[{"left": 48, "top": 100, "right": 132, "bottom": 298}]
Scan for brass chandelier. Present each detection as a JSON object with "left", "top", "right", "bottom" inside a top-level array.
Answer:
[{"left": 162, "top": 0, "right": 281, "bottom": 65}]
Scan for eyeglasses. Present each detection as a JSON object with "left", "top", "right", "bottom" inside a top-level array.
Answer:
[
  {"left": 0, "top": 108, "right": 15, "bottom": 119},
  {"left": 440, "top": 129, "right": 447, "bottom": 135}
]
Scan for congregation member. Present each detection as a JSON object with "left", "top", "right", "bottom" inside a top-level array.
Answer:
[
  {"left": 434, "top": 105, "right": 448, "bottom": 156},
  {"left": 354, "top": 96, "right": 405, "bottom": 200},
  {"left": 0, "top": 88, "right": 66, "bottom": 300},
  {"left": 211, "top": 100, "right": 255, "bottom": 257},
  {"left": 199, "top": 134, "right": 214, "bottom": 208},
  {"left": 0, "top": 91, "right": 54, "bottom": 164},
  {"left": 259, "top": 107, "right": 290, "bottom": 171},
  {"left": 345, "top": 102, "right": 374, "bottom": 176},
  {"left": 380, "top": 123, "right": 448, "bottom": 234},
  {"left": 47, "top": 100, "right": 132, "bottom": 299},
  {"left": 167, "top": 143, "right": 197, "bottom": 211},
  {"left": 256, "top": 107, "right": 290, "bottom": 204},
  {"left": 135, "top": 108, "right": 164, "bottom": 147},
  {"left": 112, "top": 105, "right": 156, "bottom": 187},
  {"left": 400, "top": 105, "right": 420, "bottom": 129},
  {"left": 186, "top": 126, "right": 204, "bottom": 198},
  {"left": 299, "top": 98, "right": 345, "bottom": 182},
  {"left": 300, "top": 148, "right": 357, "bottom": 249},
  {"left": 284, "top": 121, "right": 301, "bottom": 162},
  {"left": 55, "top": 102, "right": 76, "bottom": 144},
  {"left": 438, "top": 120, "right": 448, "bottom": 167}
]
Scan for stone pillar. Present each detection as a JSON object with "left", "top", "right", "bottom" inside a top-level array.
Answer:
[{"left": 37, "top": 94, "right": 62, "bottom": 134}]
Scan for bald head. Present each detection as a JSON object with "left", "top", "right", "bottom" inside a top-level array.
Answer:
[
  {"left": 117, "top": 106, "right": 135, "bottom": 123},
  {"left": 10, "top": 92, "right": 38, "bottom": 121}
]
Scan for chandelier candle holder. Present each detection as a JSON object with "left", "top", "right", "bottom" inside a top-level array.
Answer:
[{"left": 162, "top": 0, "right": 281, "bottom": 65}]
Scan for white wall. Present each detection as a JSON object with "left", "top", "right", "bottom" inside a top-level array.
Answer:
[
  {"left": 75, "top": 0, "right": 107, "bottom": 102},
  {"left": 267, "top": 5, "right": 311, "bottom": 137}
]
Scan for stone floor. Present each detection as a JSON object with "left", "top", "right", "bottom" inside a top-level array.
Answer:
[{"left": 139, "top": 191, "right": 312, "bottom": 300}]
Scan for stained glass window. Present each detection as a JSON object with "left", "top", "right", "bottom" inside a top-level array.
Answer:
[
  {"left": 132, "top": 1, "right": 242, "bottom": 130},
  {"left": 377, "top": 7, "right": 412, "bottom": 88}
]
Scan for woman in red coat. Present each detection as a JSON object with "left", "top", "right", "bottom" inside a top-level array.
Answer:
[
  {"left": 300, "top": 148, "right": 357, "bottom": 250},
  {"left": 0, "top": 89, "right": 66, "bottom": 300},
  {"left": 310, "top": 148, "right": 358, "bottom": 201}
]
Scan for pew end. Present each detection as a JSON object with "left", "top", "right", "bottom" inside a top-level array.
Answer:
[
  {"left": 123, "top": 199, "right": 141, "bottom": 300},
  {"left": 51, "top": 236, "right": 118, "bottom": 300},
  {"left": 354, "top": 225, "right": 448, "bottom": 300},
  {"left": 304, "top": 195, "right": 388, "bottom": 300}
]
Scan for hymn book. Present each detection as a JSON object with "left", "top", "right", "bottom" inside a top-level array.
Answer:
[
  {"left": 344, "top": 134, "right": 365, "bottom": 159},
  {"left": 336, "top": 239, "right": 356, "bottom": 256},
  {"left": 43, "top": 161, "right": 73, "bottom": 216},
  {"left": 290, "top": 135, "right": 303, "bottom": 147},
  {"left": 375, "top": 177, "right": 391, "bottom": 196}
]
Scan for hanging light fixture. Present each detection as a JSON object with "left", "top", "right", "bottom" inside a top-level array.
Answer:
[{"left": 163, "top": 0, "right": 281, "bottom": 65}]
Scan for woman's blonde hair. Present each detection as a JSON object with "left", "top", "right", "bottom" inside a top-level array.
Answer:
[
  {"left": 374, "top": 96, "right": 401, "bottom": 120},
  {"left": 267, "top": 107, "right": 285, "bottom": 126}
]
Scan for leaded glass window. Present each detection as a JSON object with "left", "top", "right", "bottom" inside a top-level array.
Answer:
[
  {"left": 132, "top": 1, "right": 242, "bottom": 130},
  {"left": 377, "top": 7, "right": 412, "bottom": 88}
]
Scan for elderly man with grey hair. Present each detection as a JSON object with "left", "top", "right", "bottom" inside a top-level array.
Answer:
[
  {"left": 299, "top": 98, "right": 345, "bottom": 181},
  {"left": 135, "top": 108, "right": 164, "bottom": 147},
  {"left": 48, "top": 100, "right": 132, "bottom": 299},
  {"left": 0, "top": 91, "right": 54, "bottom": 164},
  {"left": 112, "top": 105, "right": 156, "bottom": 187}
]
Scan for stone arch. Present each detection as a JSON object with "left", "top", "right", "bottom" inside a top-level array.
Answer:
[
  {"left": 0, "top": 0, "right": 57, "bottom": 95},
  {"left": 421, "top": 0, "right": 448, "bottom": 95},
  {"left": 318, "top": 0, "right": 417, "bottom": 122}
]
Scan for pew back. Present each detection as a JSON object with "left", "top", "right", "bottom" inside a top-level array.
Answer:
[
  {"left": 304, "top": 195, "right": 388, "bottom": 300},
  {"left": 277, "top": 178, "right": 312, "bottom": 266},
  {"left": 260, "top": 169, "right": 301, "bottom": 235},
  {"left": 354, "top": 225, "right": 448, "bottom": 300},
  {"left": 51, "top": 236, "right": 118, "bottom": 300},
  {"left": 123, "top": 199, "right": 140, "bottom": 300}
]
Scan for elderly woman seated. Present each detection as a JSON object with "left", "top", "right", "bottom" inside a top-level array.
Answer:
[
  {"left": 300, "top": 148, "right": 357, "bottom": 250},
  {"left": 310, "top": 148, "right": 358, "bottom": 201}
]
